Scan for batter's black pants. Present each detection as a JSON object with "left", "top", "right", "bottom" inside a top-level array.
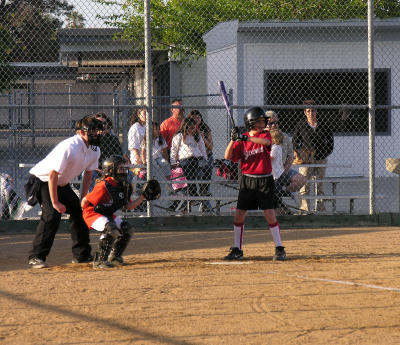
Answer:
[{"left": 28, "top": 180, "right": 91, "bottom": 262}]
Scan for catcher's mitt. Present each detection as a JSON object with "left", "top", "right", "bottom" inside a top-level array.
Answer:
[{"left": 141, "top": 179, "right": 161, "bottom": 200}]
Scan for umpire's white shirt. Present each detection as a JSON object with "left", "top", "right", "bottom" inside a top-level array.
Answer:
[{"left": 30, "top": 135, "right": 100, "bottom": 185}]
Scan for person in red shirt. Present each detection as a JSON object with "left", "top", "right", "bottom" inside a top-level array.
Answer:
[
  {"left": 160, "top": 99, "right": 185, "bottom": 149},
  {"left": 224, "top": 107, "right": 286, "bottom": 261},
  {"left": 81, "top": 155, "right": 158, "bottom": 269}
]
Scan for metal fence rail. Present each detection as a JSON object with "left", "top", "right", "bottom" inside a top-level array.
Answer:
[{"left": 1, "top": 0, "right": 400, "bottom": 219}]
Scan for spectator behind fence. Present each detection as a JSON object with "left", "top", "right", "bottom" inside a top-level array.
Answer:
[
  {"left": 95, "top": 113, "right": 123, "bottom": 165},
  {"left": 127, "top": 108, "right": 148, "bottom": 213},
  {"left": 170, "top": 117, "right": 208, "bottom": 212},
  {"left": 187, "top": 110, "right": 214, "bottom": 213},
  {"left": 26, "top": 115, "right": 104, "bottom": 269},
  {"left": 128, "top": 107, "right": 147, "bottom": 169},
  {"left": 89, "top": 112, "right": 124, "bottom": 191},
  {"left": 266, "top": 111, "right": 306, "bottom": 195},
  {"left": 141, "top": 121, "right": 172, "bottom": 193},
  {"left": 292, "top": 100, "right": 334, "bottom": 213},
  {"left": 1, "top": 172, "right": 29, "bottom": 220},
  {"left": 160, "top": 99, "right": 185, "bottom": 150},
  {"left": 269, "top": 129, "right": 292, "bottom": 215}
]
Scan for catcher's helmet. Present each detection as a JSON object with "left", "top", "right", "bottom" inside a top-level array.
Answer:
[
  {"left": 244, "top": 107, "right": 266, "bottom": 130},
  {"left": 102, "top": 155, "right": 128, "bottom": 182}
]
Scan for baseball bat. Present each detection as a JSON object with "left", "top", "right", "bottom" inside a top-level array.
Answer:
[{"left": 218, "top": 81, "right": 236, "bottom": 128}]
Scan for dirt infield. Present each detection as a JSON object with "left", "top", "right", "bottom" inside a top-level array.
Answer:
[{"left": 1, "top": 226, "right": 400, "bottom": 345}]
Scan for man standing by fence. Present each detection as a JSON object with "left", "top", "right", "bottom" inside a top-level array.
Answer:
[
  {"left": 292, "top": 100, "right": 334, "bottom": 213},
  {"left": 26, "top": 115, "right": 104, "bottom": 269},
  {"left": 160, "top": 99, "right": 185, "bottom": 150}
]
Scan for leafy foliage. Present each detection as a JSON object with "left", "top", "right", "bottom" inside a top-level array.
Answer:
[
  {"left": 0, "top": 0, "right": 79, "bottom": 90},
  {"left": 0, "top": 0, "right": 75, "bottom": 62},
  {"left": 0, "top": 25, "right": 14, "bottom": 90},
  {"left": 94, "top": 0, "right": 400, "bottom": 58},
  {"left": 65, "top": 11, "right": 86, "bottom": 29}
]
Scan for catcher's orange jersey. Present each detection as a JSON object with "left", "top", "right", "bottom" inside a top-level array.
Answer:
[{"left": 82, "top": 177, "right": 117, "bottom": 229}]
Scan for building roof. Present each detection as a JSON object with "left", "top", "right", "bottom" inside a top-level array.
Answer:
[
  {"left": 9, "top": 63, "right": 77, "bottom": 81},
  {"left": 203, "top": 19, "right": 400, "bottom": 52},
  {"left": 57, "top": 28, "right": 168, "bottom": 68}
]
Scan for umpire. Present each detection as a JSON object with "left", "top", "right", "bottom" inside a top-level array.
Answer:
[{"left": 27, "top": 115, "right": 104, "bottom": 268}]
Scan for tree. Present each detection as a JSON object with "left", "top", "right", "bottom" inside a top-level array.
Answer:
[
  {"left": 94, "top": 0, "right": 400, "bottom": 57},
  {"left": 0, "top": 0, "right": 81, "bottom": 90},
  {"left": 66, "top": 11, "right": 86, "bottom": 29},
  {"left": 0, "top": 0, "right": 77, "bottom": 62},
  {"left": 0, "top": 25, "right": 14, "bottom": 90}
]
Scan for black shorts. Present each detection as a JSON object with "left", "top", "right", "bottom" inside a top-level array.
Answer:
[{"left": 237, "top": 175, "right": 278, "bottom": 211}]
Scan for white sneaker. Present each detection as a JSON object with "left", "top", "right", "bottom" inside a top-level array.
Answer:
[{"left": 28, "top": 258, "right": 48, "bottom": 269}]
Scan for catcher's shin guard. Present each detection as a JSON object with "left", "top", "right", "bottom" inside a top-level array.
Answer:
[
  {"left": 108, "top": 221, "right": 134, "bottom": 262},
  {"left": 96, "top": 222, "right": 120, "bottom": 262}
]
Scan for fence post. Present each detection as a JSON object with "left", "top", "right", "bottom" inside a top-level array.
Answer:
[
  {"left": 228, "top": 88, "right": 233, "bottom": 142},
  {"left": 121, "top": 89, "right": 128, "bottom": 155},
  {"left": 113, "top": 90, "right": 119, "bottom": 134},
  {"left": 144, "top": 0, "right": 153, "bottom": 217},
  {"left": 368, "top": 0, "right": 376, "bottom": 215}
]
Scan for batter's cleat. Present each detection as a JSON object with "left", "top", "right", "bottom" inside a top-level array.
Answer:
[
  {"left": 110, "top": 256, "right": 124, "bottom": 266},
  {"left": 224, "top": 247, "right": 243, "bottom": 260},
  {"left": 28, "top": 257, "right": 48, "bottom": 269},
  {"left": 273, "top": 246, "right": 286, "bottom": 261}
]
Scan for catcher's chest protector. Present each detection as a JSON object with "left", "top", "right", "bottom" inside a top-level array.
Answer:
[{"left": 96, "top": 182, "right": 132, "bottom": 217}]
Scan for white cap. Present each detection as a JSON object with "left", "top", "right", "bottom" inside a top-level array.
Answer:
[{"left": 265, "top": 110, "right": 278, "bottom": 119}]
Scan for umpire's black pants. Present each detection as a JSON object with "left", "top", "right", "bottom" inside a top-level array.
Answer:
[{"left": 28, "top": 180, "right": 91, "bottom": 262}]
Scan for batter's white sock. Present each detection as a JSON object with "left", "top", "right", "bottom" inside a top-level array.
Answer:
[
  {"left": 233, "top": 223, "right": 244, "bottom": 250},
  {"left": 269, "top": 222, "right": 282, "bottom": 247}
]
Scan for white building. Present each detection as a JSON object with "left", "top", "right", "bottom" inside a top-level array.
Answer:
[{"left": 203, "top": 20, "right": 400, "bottom": 176}]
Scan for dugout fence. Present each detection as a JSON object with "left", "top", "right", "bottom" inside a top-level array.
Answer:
[{"left": 1, "top": 0, "right": 400, "bottom": 219}]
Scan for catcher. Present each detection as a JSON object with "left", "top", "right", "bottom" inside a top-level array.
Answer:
[{"left": 81, "top": 155, "right": 161, "bottom": 269}]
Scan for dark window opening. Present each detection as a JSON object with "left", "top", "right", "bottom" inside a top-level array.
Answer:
[{"left": 264, "top": 69, "right": 390, "bottom": 135}]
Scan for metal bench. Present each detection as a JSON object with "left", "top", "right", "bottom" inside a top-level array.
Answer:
[
  {"left": 297, "top": 194, "right": 383, "bottom": 214},
  {"left": 306, "top": 175, "right": 368, "bottom": 212}
]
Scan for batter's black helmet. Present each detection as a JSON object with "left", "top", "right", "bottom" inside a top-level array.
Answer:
[
  {"left": 244, "top": 107, "right": 266, "bottom": 130},
  {"left": 102, "top": 155, "right": 127, "bottom": 181}
]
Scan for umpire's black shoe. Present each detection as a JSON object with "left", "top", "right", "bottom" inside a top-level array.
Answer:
[
  {"left": 72, "top": 254, "right": 94, "bottom": 264},
  {"left": 273, "top": 246, "right": 286, "bottom": 261},
  {"left": 224, "top": 247, "right": 243, "bottom": 260}
]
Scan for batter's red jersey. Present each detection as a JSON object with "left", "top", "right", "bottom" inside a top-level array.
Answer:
[{"left": 231, "top": 131, "right": 272, "bottom": 175}]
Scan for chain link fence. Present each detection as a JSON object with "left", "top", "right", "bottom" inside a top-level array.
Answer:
[{"left": 1, "top": 0, "right": 399, "bottom": 219}]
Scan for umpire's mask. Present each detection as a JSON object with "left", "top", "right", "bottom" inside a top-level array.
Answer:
[{"left": 82, "top": 118, "right": 104, "bottom": 146}]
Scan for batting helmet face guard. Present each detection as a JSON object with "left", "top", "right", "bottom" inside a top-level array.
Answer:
[
  {"left": 244, "top": 107, "right": 267, "bottom": 131},
  {"left": 102, "top": 155, "right": 128, "bottom": 183}
]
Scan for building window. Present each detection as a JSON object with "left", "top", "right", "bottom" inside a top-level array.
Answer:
[{"left": 264, "top": 69, "right": 390, "bottom": 135}]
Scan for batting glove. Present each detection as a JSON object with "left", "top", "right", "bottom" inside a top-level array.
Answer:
[{"left": 230, "top": 127, "right": 239, "bottom": 142}]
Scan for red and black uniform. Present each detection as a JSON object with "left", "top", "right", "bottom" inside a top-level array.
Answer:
[
  {"left": 83, "top": 177, "right": 133, "bottom": 229},
  {"left": 231, "top": 130, "right": 277, "bottom": 210}
]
